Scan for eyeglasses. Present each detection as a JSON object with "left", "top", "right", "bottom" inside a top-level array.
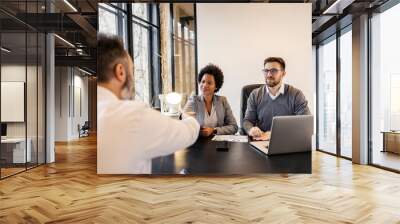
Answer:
[{"left": 262, "top": 68, "right": 282, "bottom": 75}]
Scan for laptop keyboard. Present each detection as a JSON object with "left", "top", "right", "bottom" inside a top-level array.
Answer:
[{"left": 250, "top": 141, "right": 270, "bottom": 154}]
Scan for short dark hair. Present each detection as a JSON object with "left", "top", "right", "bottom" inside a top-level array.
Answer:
[
  {"left": 198, "top": 64, "right": 224, "bottom": 93},
  {"left": 97, "top": 34, "right": 129, "bottom": 83},
  {"left": 263, "top": 57, "right": 286, "bottom": 70}
]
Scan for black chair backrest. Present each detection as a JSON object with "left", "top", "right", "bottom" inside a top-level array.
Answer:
[
  {"left": 82, "top": 121, "right": 90, "bottom": 129},
  {"left": 240, "top": 84, "right": 263, "bottom": 129}
]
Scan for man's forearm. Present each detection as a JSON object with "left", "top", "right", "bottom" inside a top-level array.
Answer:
[{"left": 242, "top": 120, "right": 255, "bottom": 135}]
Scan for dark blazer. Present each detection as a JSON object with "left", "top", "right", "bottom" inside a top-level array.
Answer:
[{"left": 183, "top": 95, "right": 238, "bottom": 135}]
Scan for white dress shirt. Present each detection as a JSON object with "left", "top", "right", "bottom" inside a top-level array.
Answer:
[
  {"left": 203, "top": 105, "right": 218, "bottom": 128},
  {"left": 97, "top": 86, "right": 200, "bottom": 174},
  {"left": 265, "top": 82, "right": 285, "bottom": 100}
]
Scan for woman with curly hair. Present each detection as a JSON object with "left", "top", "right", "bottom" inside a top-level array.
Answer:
[{"left": 183, "top": 64, "right": 238, "bottom": 137}]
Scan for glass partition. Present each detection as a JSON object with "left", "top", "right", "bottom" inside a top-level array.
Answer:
[
  {"left": 0, "top": 1, "right": 46, "bottom": 179},
  {"left": 1, "top": 31, "right": 28, "bottom": 177}
]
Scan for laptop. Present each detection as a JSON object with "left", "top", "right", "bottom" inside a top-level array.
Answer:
[{"left": 250, "top": 115, "right": 313, "bottom": 155}]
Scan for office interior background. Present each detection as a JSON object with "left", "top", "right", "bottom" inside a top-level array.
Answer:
[
  {"left": 97, "top": 0, "right": 400, "bottom": 173},
  {"left": 0, "top": 0, "right": 399, "bottom": 177},
  {"left": 0, "top": 0, "right": 399, "bottom": 222},
  {"left": 0, "top": 0, "right": 97, "bottom": 179}
]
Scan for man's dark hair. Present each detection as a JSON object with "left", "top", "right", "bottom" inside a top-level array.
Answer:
[
  {"left": 263, "top": 57, "right": 286, "bottom": 70},
  {"left": 97, "top": 34, "right": 128, "bottom": 83},
  {"left": 197, "top": 64, "right": 224, "bottom": 93}
]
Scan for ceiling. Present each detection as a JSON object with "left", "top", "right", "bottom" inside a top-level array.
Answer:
[
  {"left": 0, "top": 0, "right": 97, "bottom": 73},
  {"left": 0, "top": 0, "right": 393, "bottom": 73},
  {"left": 169, "top": 0, "right": 390, "bottom": 42}
]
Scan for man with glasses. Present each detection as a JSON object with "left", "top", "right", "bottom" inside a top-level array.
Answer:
[{"left": 243, "top": 57, "right": 310, "bottom": 140}]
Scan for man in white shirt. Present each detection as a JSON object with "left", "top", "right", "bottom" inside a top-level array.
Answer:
[{"left": 97, "top": 34, "right": 200, "bottom": 174}]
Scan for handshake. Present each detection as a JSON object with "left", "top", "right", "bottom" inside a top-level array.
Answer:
[
  {"left": 180, "top": 111, "right": 196, "bottom": 120},
  {"left": 180, "top": 111, "right": 215, "bottom": 137},
  {"left": 248, "top": 127, "right": 270, "bottom": 141},
  {"left": 180, "top": 111, "right": 269, "bottom": 140}
]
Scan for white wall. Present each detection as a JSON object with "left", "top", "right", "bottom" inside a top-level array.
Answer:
[
  {"left": 197, "top": 3, "right": 313, "bottom": 124},
  {"left": 72, "top": 73, "right": 89, "bottom": 138},
  {"left": 55, "top": 67, "right": 89, "bottom": 141},
  {"left": 55, "top": 66, "right": 69, "bottom": 141}
]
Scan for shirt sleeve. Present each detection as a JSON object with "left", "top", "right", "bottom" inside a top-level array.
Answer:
[{"left": 136, "top": 106, "right": 200, "bottom": 160}]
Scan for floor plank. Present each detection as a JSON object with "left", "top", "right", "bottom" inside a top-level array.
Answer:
[{"left": 0, "top": 135, "right": 399, "bottom": 223}]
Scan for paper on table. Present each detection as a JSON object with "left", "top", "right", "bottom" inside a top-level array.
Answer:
[{"left": 212, "top": 135, "right": 248, "bottom": 142}]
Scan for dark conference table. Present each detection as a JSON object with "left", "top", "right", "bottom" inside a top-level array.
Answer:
[{"left": 151, "top": 137, "right": 311, "bottom": 174}]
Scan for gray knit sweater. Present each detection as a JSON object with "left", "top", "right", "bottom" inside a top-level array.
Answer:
[{"left": 243, "top": 84, "right": 311, "bottom": 133}]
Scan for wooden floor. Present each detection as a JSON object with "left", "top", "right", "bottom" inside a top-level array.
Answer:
[
  {"left": 1, "top": 163, "right": 45, "bottom": 178},
  {"left": 1, "top": 136, "right": 400, "bottom": 223},
  {"left": 1, "top": 167, "right": 26, "bottom": 178},
  {"left": 373, "top": 150, "right": 400, "bottom": 171}
]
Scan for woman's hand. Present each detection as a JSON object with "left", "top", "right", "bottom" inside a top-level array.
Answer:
[{"left": 200, "top": 127, "right": 215, "bottom": 137}]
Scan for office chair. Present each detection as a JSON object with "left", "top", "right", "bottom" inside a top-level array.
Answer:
[
  {"left": 79, "top": 121, "right": 90, "bottom": 138},
  {"left": 240, "top": 84, "right": 263, "bottom": 134}
]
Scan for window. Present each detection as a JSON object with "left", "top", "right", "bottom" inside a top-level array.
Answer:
[
  {"left": 132, "top": 23, "right": 150, "bottom": 103},
  {"left": 317, "top": 25, "right": 353, "bottom": 159},
  {"left": 370, "top": 2, "right": 400, "bottom": 171},
  {"left": 172, "top": 4, "right": 196, "bottom": 104},
  {"left": 98, "top": 3, "right": 128, "bottom": 48},
  {"left": 132, "top": 3, "right": 148, "bottom": 19},
  {"left": 339, "top": 28, "right": 352, "bottom": 158},
  {"left": 98, "top": 3, "right": 160, "bottom": 106},
  {"left": 132, "top": 3, "right": 151, "bottom": 103},
  {"left": 99, "top": 4, "right": 118, "bottom": 35},
  {"left": 317, "top": 36, "right": 337, "bottom": 155}
]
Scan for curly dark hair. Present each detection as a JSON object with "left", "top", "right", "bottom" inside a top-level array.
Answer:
[{"left": 197, "top": 64, "right": 224, "bottom": 93}]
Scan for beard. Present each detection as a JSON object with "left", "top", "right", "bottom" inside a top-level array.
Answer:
[
  {"left": 266, "top": 78, "right": 281, "bottom": 87},
  {"left": 121, "top": 73, "right": 134, "bottom": 100},
  {"left": 120, "top": 86, "right": 133, "bottom": 100}
]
